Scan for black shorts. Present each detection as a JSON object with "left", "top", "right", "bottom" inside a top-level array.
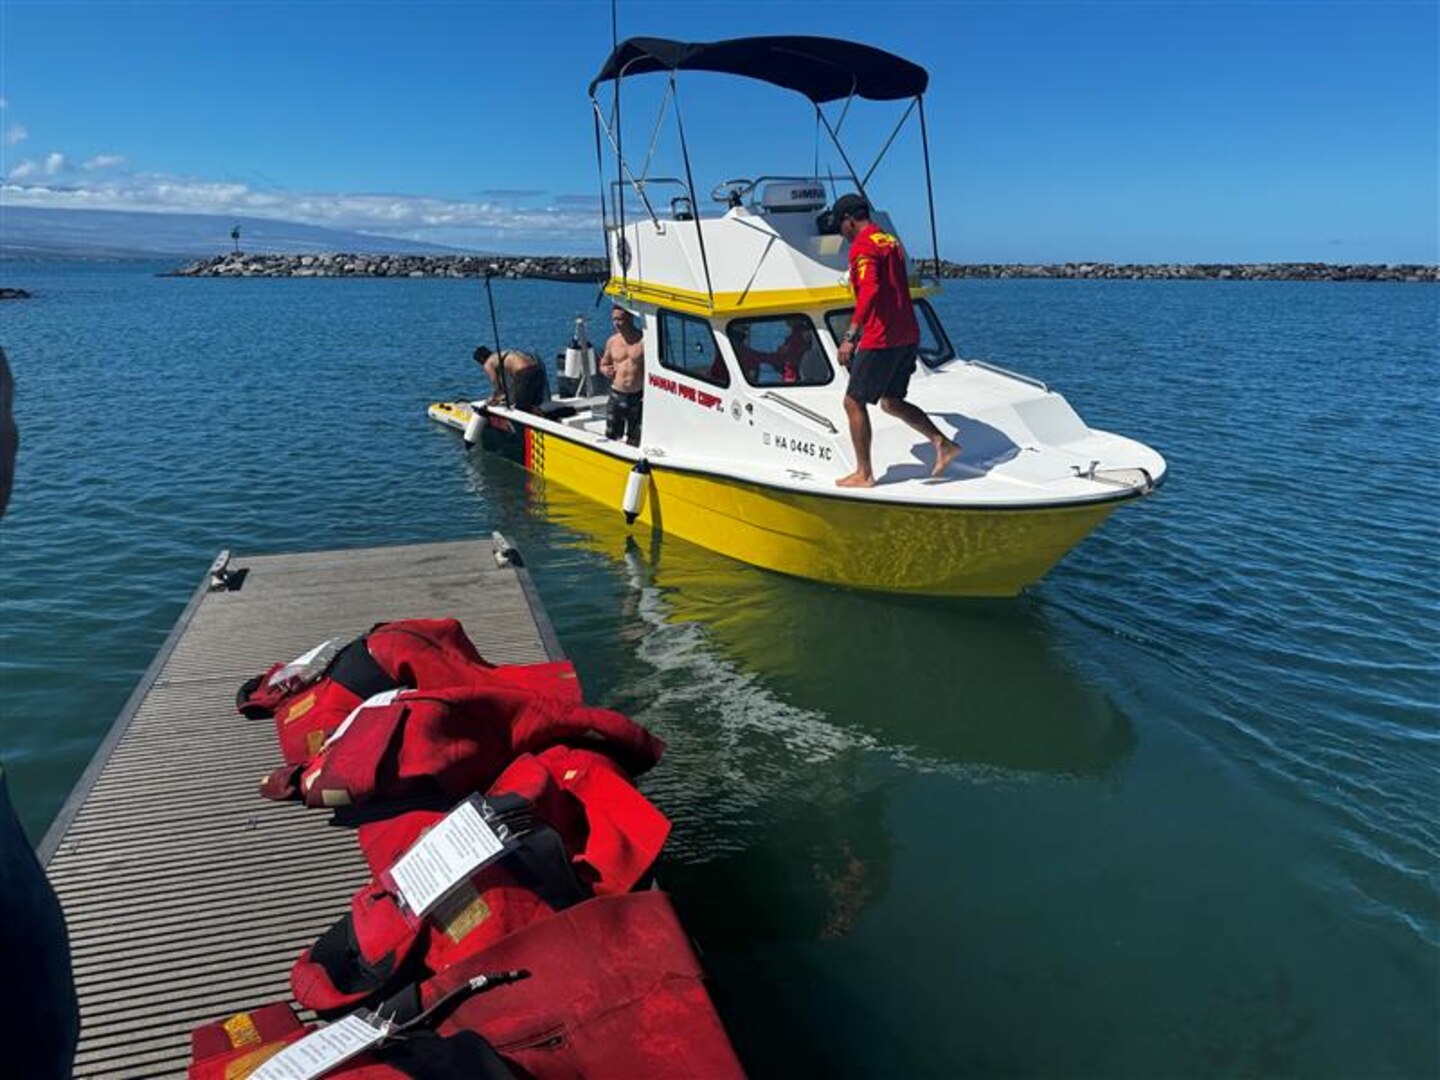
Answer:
[
  {"left": 510, "top": 364, "right": 549, "bottom": 412},
  {"left": 606, "top": 389, "right": 643, "bottom": 445},
  {"left": 846, "top": 344, "right": 917, "bottom": 405}
]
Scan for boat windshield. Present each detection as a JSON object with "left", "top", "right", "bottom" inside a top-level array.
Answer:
[
  {"left": 824, "top": 300, "right": 955, "bottom": 368},
  {"left": 726, "top": 316, "right": 833, "bottom": 388}
]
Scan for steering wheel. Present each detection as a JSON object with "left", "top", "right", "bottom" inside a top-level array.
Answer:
[{"left": 710, "top": 178, "right": 756, "bottom": 206}]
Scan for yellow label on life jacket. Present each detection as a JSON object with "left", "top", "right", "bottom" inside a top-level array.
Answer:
[
  {"left": 432, "top": 881, "right": 492, "bottom": 943},
  {"left": 223, "top": 1012, "right": 262, "bottom": 1049},
  {"left": 306, "top": 729, "right": 326, "bottom": 757},
  {"left": 281, "top": 692, "right": 317, "bottom": 725}
]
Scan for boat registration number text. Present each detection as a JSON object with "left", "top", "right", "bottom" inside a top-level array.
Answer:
[{"left": 764, "top": 432, "right": 833, "bottom": 461}]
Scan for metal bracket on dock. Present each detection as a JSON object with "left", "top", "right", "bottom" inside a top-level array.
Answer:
[
  {"left": 208, "top": 549, "right": 241, "bottom": 591},
  {"left": 491, "top": 531, "right": 525, "bottom": 568}
]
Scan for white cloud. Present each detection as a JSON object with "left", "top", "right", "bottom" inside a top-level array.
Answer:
[
  {"left": 83, "top": 154, "right": 125, "bottom": 170},
  {"left": 0, "top": 169, "right": 600, "bottom": 247},
  {"left": 4, "top": 123, "right": 27, "bottom": 146},
  {"left": 0, "top": 97, "right": 8, "bottom": 110},
  {"left": 43, "top": 152, "right": 66, "bottom": 175}
]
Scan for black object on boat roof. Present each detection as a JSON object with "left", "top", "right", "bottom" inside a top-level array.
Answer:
[{"left": 589, "top": 36, "right": 929, "bottom": 102}]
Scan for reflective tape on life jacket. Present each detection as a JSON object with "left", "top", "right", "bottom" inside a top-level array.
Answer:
[
  {"left": 263, "top": 682, "right": 663, "bottom": 810},
  {"left": 291, "top": 748, "right": 670, "bottom": 1017}
]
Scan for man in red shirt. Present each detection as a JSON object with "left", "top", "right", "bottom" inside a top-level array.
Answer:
[{"left": 831, "top": 194, "right": 959, "bottom": 488}]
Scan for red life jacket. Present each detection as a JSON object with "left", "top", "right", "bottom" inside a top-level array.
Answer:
[
  {"left": 262, "top": 682, "right": 663, "bottom": 809},
  {"left": 384, "top": 891, "right": 745, "bottom": 1079},
  {"left": 291, "top": 747, "right": 670, "bottom": 1016},
  {"left": 195, "top": 893, "right": 743, "bottom": 1080},
  {"left": 238, "top": 619, "right": 581, "bottom": 766},
  {"left": 188, "top": 1001, "right": 514, "bottom": 1079}
]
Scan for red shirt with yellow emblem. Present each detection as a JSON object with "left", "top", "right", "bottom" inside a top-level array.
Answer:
[{"left": 847, "top": 221, "right": 919, "bottom": 349}]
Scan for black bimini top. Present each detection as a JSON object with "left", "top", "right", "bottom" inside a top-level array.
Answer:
[{"left": 589, "top": 36, "right": 928, "bottom": 103}]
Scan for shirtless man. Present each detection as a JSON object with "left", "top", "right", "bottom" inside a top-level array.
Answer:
[
  {"left": 599, "top": 306, "right": 645, "bottom": 446},
  {"left": 474, "top": 346, "right": 548, "bottom": 413}
]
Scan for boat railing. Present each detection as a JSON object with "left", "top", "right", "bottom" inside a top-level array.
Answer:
[
  {"left": 967, "top": 359, "right": 1050, "bottom": 393},
  {"left": 609, "top": 177, "right": 691, "bottom": 226},
  {"left": 761, "top": 390, "right": 839, "bottom": 434}
]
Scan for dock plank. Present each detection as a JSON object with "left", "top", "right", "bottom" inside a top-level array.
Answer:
[{"left": 44, "top": 540, "right": 559, "bottom": 1078}]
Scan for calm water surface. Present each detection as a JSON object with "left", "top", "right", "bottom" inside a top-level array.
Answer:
[{"left": 2, "top": 262, "right": 1436, "bottom": 1077}]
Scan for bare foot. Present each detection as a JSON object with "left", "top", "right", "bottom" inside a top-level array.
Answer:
[
  {"left": 931, "top": 438, "right": 961, "bottom": 477},
  {"left": 836, "top": 471, "right": 876, "bottom": 488}
]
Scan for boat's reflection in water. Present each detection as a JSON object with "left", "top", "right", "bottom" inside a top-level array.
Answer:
[{"left": 522, "top": 476, "right": 1134, "bottom": 1070}]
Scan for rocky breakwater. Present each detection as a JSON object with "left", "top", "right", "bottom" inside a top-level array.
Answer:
[
  {"left": 167, "top": 253, "right": 608, "bottom": 281},
  {"left": 914, "top": 260, "right": 1438, "bottom": 283},
  {"left": 171, "top": 254, "right": 1437, "bottom": 284}
]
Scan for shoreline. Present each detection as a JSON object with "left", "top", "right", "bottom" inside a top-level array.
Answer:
[{"left": 164, "top": 252, "right": 1437, "bottom": 283}]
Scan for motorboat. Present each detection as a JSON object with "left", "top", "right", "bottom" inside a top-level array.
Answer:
[{"left": 430, "top": 36, "right": 1166, "bottom": 596}]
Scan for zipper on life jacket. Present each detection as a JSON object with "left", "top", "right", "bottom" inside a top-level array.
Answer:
[{"left": 496, "top": 1024, "right": 567, "bottom": 1053}]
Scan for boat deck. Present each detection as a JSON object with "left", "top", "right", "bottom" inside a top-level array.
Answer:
[{"left": 40, "top": 538, "right": 561, "bottom": 1078}]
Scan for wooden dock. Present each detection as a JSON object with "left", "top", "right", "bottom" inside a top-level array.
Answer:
[{"left": 41, "top": 538, "right": 562, "bottom": 1078}]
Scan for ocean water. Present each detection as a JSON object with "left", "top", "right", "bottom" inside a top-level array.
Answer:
[{"left": 2, "top": 261, "right": 1436, "bottom": 1077}]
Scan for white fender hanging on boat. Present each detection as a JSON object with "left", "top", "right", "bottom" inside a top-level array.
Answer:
[
  {"left": 622, "top": 459, "right": 650, "bottom": 524},
  {"left": 462, "top": 405, "right": 488, "bottom": 449},
  {"left": 562, "top": 314, "right": 597, "bottom": 396}
]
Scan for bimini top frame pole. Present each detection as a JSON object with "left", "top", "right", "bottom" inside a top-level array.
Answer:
[{"left": 589, "top": 35, "right": 942, "bottom": 301}]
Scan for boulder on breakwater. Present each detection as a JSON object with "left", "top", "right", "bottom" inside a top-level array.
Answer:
[{"left": 166, "top": 253, "right": 607, "bottom": 281}]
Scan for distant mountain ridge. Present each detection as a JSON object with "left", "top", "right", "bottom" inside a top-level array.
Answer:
[{"left": 0, "top": 207, "right": 471, "bottom": 259}]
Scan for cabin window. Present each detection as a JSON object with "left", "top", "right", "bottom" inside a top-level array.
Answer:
[
  {"left": 725, "top": 316, "right": 833, "bottom": 388},
  {"left": 824, "top": 299, "right": 956, "bottom": 368},
  {"left": 657, "top": 309, "right": 729, "bottom": 388}
]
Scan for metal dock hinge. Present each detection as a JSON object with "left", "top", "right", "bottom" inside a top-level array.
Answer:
[
  {"left": 491, "top": 532, "right": 525, "bottom": 568},
  {"left": 208, "top": 550, "right": 240, "bottom": 591}
]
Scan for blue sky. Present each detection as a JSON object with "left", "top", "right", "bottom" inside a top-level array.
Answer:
[{"left": 1, "top": 0, "right": 1435, "bottom": 262}]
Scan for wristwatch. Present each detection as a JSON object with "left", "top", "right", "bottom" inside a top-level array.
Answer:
[{"left": 842, "top": 327, "right": 861, "bottom": 345}]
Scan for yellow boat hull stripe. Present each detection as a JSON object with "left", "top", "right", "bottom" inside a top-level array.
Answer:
[{"left": 527, "top": 427, "right": 1113, "bottom": 597}]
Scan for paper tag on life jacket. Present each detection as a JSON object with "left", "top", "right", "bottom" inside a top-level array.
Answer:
[
  {"left": 388, "top": 796, "right": 506, "bottom": 918},
  {"left": 249, "top": 1011, "right": 389, "bottom": 1080},
  {"left": 321, "top": 688, "right": 404, "bottom": 751},
  {"left": 268, "top": 639, "right": 340, "bottom": 690}
]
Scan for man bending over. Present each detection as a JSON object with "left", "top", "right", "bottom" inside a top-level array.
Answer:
[{"left": 474, "top": 346, "right": 548, "bottom": 413}]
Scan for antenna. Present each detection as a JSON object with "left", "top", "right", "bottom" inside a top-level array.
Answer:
[{"left": 483, "top": 271, "right": 510, "bottom": 407}]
